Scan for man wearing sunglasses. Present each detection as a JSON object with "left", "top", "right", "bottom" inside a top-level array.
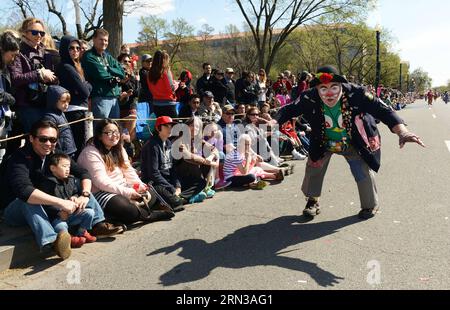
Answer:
[{"left": 0, "top": 120, "right": 120, "bottom": 259}]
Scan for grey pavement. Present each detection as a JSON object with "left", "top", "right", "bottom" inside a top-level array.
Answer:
[{"left": 0, "top": 99, "right": 449, "bottom": 290}]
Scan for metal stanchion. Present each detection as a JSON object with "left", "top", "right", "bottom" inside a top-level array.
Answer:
[{"left": 85, "top": 111, "right": 94, "bottom": 143}]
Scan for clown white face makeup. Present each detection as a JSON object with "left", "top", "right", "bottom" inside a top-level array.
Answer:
[{"left": 318, "top": 83, "right": 343, "bottom": 107}]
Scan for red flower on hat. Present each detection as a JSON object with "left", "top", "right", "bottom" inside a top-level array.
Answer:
[{"left": 318, "top": 73, "right": 334, "bottom": 84}]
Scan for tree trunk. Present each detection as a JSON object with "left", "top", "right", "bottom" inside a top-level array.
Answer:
[
  {"left": 103, "top": 0, "right": 124, "bottom": 58},
  {"left": 72, "top": 0, "right": 83, "bottom": 39}
]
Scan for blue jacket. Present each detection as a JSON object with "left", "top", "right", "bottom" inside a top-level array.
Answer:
[{"left": 42, "top": 85, "right": 77, "bottom": 156}]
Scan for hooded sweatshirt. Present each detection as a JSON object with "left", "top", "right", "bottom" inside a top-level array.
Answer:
[
  {"left": 42, "top": 85, "right": 77, "bottom": 156},
  {"left": 56, "top": 35, "right": 92, "bottom": 109}
]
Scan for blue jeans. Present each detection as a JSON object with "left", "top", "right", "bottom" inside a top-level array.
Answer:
[
  {"left": 91, "top": 97, "right": 120, "bottom": 119},
  {"left": 16, "top": 106, "right": 45, "bottom": 133},
  {"left": 52, "top": 208, "right": 95, "bottom": 236},
  {"left": 3, "top": 195, "right": 105, "bottom": 250}
]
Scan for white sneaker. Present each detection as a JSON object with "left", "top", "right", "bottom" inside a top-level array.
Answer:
[{"left": 292, "top": 149, "right": 306, "bottom": 160}]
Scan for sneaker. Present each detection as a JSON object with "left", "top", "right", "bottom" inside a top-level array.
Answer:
[
  {"left": 214, "top": 179, "right": 232, "bottom": 190},
  {"left": 188, "top": 191, "right": 207, "bottom": 204},
  {"left": 358, "top": 207, "right": 379, "bottom": 220},
  {"left": 82, "top": 230, "right": 97, "bottom": 243},
  {"left": 292, "top": 149, "right": 306, "bottom": 160},
  {"left": 53, "top": 231, "right": 71, "bottom": 260},
  {"left": 249, "top": 180, "right": 269, "bottom": 190},
  {"left": 90, "top": 222, "right": 123, "bottom": 239},
  {"left": 71, "top": 236, "right": 86, "bottom": 248},
  {"left": 303, "top": 198, "right": 321, "bottom": 218},
  {"left": 204, "top": 188, "right": 216, "bottom": 198}
]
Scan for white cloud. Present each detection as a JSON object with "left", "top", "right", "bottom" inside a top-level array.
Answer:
[
  {"left": 126, "top": 0, "right": 175, "bottom": 17},
  {"left": 197, "top": 17, "right": 208, "bottom": 25}
]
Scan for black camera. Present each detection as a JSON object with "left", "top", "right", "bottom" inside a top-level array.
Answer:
[{"left": 109, "top": 77, "right": 120, "bottom": 87}]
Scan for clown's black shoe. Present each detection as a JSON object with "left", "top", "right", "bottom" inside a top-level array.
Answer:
[{"left": 303, "top": 198, "right": 321, "bottom": 217}]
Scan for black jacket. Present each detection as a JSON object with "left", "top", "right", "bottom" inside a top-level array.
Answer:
[
  {"left": 56, "top": 36, "right": 92, "bottom": 108},
  {"left": 0, "top": 143, "right": 90, "bottom": 208},
  {"left": 195, "top": 74, "right": 213, "bottom": 97},
  {"left": 210, "top": 77, "right": 228, "bottom": 106},
  {"left": 38, "top": 175, "right": 80, "bottom": 222},
  {"left": 276, "top": 84, "right": 404, "bottom": 172},
  {"left": 138, "top": 68, "right": 152, "bottom": 103},
  {"left": 140, "top": 135, "right": 181, "bottom": 193}
]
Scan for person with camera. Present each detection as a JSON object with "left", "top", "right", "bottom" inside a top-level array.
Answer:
[
  {"left": 81, "top": 29, "right": 125, "bottom": 120},
  {"left": 8, "top": 18, "right": 57, "bottom": 134},
  {"left": 0, "top": 31, "right": 19, "bottom": 164}
]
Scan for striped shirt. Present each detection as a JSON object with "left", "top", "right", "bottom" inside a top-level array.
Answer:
[{"left": 223, "top": 150, "right": 244, "bottom": 181}]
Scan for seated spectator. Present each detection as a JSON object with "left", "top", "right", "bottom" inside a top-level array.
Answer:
[
  {"left": 42, "top": 85, "right": 77, "bottom": 157},
  {"left": 198, "top": 91, "right": 222, "bottom": 123},
  {"left": 243, "top": 107, "right": 283, "bottom": 166},
  {"left": 140, "top": 116, "right": 185, "bottom": 211},
  {"left": 38, "top": 153, "right": 99, "bottom": 249},
  {"left": 223, "top": 134, "right": 277, "bottom": 190},
  {"left": 1, "top": 120, "right": 121, "bottom": 259},
  {"left": 77, "top": 119, "right": 174, "bottom": 225},
  {"left": 234, "top": 103, "right": 246, "bottom": 121},
  {"left": 173, "top": 117, "right": 219, "bottom": 201},
  {"left": 179, "top": 93, "right": 201, "bottom": 119}
]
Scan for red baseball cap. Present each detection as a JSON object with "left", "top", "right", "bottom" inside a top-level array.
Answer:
[{"left": 155, "top": 116, "right": 177, "bottom": 128}]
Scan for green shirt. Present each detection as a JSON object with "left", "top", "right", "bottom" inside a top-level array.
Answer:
[
  {"left": 323, "top": 100, "right": 349, "bottom": 142},
  {"left": 81, "top": 49, "right": 125, "bottom": 98}
]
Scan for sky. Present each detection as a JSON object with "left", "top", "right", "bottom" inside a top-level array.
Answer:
[
  {"left": 121, "top": 0, "right": 450, "bottom": 87},
  {"left": 2, "top": 0, "right": 449, "bottom": 86}
]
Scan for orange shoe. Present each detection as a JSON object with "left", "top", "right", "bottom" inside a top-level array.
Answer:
[
  {"left": 71, "top": 236, "right": 86, "bottom": 248},
  {"left": 82, "top": 230, "right": 97, "bottom": 243}
]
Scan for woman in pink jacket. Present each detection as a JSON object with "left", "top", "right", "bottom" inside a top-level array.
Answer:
[{"left": 77, "top": 119, "right": 173, "bottom": 225}]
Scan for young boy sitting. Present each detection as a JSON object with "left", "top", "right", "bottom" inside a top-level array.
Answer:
[{"left": 38, "top": 153, "right": 97, "bottom": 248}]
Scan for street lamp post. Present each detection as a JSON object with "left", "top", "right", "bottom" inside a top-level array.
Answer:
[
  {"left": 375, "top": 27, "right": 381, "bottom": 91},
  {"left": 399, "top": 62, "right": 403, "bottom": 91}
]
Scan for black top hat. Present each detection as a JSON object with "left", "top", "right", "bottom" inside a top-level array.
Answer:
[{"left": 310, "top": 65, "right": 348, "bottom": 87}]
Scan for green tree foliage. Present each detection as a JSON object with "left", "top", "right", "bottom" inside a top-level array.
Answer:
[{"left": 410, "top": 68, "right": 432, "bottom": 93}]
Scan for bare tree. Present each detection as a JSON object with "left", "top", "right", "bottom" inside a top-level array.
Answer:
[
  {"left": 165, "top": 18, "right": 195, "bottom": 62},
  {"left": 197, "top": 24, "right": 215, "bottom": 62},
  {"left": 45, "top": 0, "right": 68, "bottom": 35},
  {"left": 234, "top": 0, "right": 372, "bottom": 74}
]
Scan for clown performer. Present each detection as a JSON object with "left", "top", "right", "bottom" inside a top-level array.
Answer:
[{"left": 275, "top": 66, "right": 425, "bottom": 220}]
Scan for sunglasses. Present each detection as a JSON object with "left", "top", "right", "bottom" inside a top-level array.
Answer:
[
  {"left": 123, "top": 60, "right": 131, "bottom": 64},
  {"left": 225, "top": 112, "right": 235, "bottom": 116},
  {"left": 69, "top": 46, "right": 81, "bottom": 51},
  {"left": 28, "top": 30, "right": 46, "bottom": 37},
  {"left": 36, "top": 136, "right": 58, "bottom": 144}
]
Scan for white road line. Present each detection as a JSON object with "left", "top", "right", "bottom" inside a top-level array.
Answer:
[
  {"left": 432, "top": 114, "right": 437, "bottom": 119},
  {"left": 446, "top": 141, "right": 450, "bottom": 153}
]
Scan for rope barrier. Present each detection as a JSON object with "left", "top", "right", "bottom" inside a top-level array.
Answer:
[{"left": 0, "top": 106, "right": 285, "bottom": 144}]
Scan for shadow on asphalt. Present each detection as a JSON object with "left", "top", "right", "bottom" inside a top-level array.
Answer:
[{"left": 148, "top": 215, "right": 363, "bottom": 288}]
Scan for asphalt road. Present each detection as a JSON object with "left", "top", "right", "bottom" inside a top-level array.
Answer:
[{"left": 0, "top": 99, "right": 449, "bottom": 290}]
